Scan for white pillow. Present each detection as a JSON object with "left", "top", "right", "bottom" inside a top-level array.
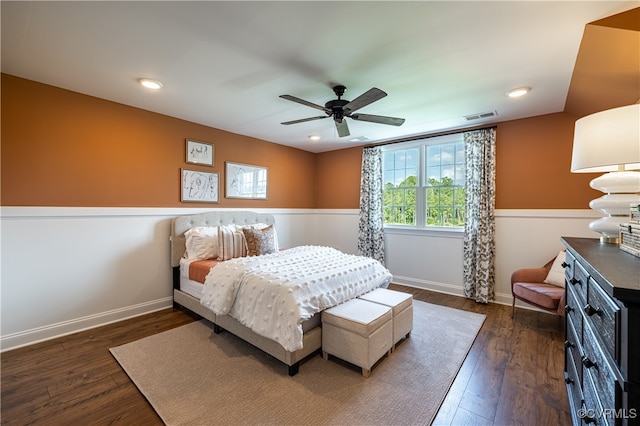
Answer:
[
  {"left": 184, "top": 226, "right": 219, "bottom": 260},
  {"left": 543, "top": 251, "right": 566, "bottom": 287}
]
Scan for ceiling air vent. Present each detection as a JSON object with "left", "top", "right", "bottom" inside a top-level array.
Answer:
[{"left": 464, "top": 110, "right": 498, "bottom": 121}]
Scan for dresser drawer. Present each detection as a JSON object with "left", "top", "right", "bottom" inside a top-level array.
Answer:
[
  {"left": 566, "top": 283, "right": 583, "bottom": 342},
  {"left": 567, "top": 318, "right": 583, "bottom": 385},
  {"left": 565, "top": 347, "right": 584, "bottom": 425},
  {"left": 568, "top": 259, "right": 589, "bottom": 306},
  {"left": 583, "top": 321, "right": 616, "bottom": 421},
  {"left": 564, "top": 250, "right": 575, "bottom": 282},
  {"left": 583, "top": 371, "right": 612, "bottom": 426},
  {"left": 585, "top": 276, "right": 620, "bottom": 360}
]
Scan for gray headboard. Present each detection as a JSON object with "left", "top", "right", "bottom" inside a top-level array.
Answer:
[{"left": 170, "top": 210, "right": 276, "bottom": 267}]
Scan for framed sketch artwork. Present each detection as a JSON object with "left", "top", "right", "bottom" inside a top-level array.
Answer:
[
  {"left": 181, "top": 169, "right": 219, "bottom": 203},
  {"left": 186, "top": 139, "right": 214, "bottom": 166},
  {"left": 225, "top": 162, "right": 268, "bottom": 200}
]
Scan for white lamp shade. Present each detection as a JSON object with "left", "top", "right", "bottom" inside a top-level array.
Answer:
[{"left": 571, "top": 104, "right": 640, "bottom": 173}]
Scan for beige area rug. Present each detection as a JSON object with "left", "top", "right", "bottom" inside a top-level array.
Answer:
[{"left": 110, "top": 301, "right": 485, "bottom": 426}]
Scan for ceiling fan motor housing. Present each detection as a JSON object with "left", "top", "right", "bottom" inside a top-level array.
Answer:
[{"left": 325, "top": 99, "right": 349, "bottom": 121}]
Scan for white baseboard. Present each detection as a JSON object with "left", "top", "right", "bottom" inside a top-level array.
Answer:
[{"left": 0, "top": 297, "right": 173, "bottom": 352}]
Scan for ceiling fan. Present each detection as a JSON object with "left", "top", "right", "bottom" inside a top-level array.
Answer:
[{"left": 279, "top": 85, "right": 405, "bottom": 137}]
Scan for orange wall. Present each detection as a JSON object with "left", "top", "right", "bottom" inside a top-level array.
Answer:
[
  {"left": 2, "top": 74, "right": 599, "bottom": 210},
  {"left": 1, "top": 74, "right": 315, "bottom": 208},
  {"left": 314, "top": 146, "right": 363, "bottom": 209},
  {"left": 313, "top": 113, "right": 600, "bottom": 210},
  {"left": 494, "top": 113, "right": 600, "bottom": 209}
]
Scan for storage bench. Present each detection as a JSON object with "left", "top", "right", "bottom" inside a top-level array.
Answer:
[
  {"left": 358, "top": 288, "right": 413, "bottom": 351},
  {"left": 322, "top": 298, "right": 393, "bottom": 377}
]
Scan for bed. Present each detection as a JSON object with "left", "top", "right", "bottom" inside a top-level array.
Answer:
[{"left": 170, "top": 210, "right": 392, "bottom": 375}]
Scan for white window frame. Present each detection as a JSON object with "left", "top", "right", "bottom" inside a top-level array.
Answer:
[{"left": 382, "top": 133, "right": 465, "bottom": 233}]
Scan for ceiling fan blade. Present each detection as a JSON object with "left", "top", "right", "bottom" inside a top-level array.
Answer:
[
  {"left": 350, "top": 113, "right": 405, "bottom": 126},
  {"left": 342, "top": 88, "right": 387, "bottom": 113},
  {"left": 335, "top": 119, "right": 350, "bottom": 137},
  {"left": 281, "top": 116, "right": 329, "bottom": 125},
  {"left": 279, "top": 95, "right": 329, "bottom": 113}
]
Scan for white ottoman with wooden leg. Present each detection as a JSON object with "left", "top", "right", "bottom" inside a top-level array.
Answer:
[
  {"left": 322, "top": 298, "right": 393, "bottom": 378},
  {"left": 358, "top": 288, "right": 413, "bottom": 351}
]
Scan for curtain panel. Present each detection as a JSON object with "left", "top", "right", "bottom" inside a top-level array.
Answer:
[
  {"left": 357, "top": 146, "right": 385, "bottom": 264},
  {"left": 463, "top": 128, "right": 496, "bottom": 303}
]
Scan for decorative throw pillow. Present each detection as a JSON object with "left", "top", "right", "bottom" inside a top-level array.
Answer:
[
  {"left": 217, "top": 225, "right": 247, "bottom": 261},
  {"left": 245, "top": 223, "right": 279, "bottom": 251},
  {"left": 184, "top": 226, "right": 219, "bottom": 260},
  {"left": 543, "top": 251, "right": 566, "bottom": 287},
  {"left": 242, "top": 225, "right": 277, "bottom": 256}
]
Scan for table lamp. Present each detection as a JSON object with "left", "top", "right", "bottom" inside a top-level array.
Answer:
[{"left": 571, "top": 104, "right": 640, "bottom": 243}]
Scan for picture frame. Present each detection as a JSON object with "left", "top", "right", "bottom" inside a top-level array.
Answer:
[
  {"left": 225, "top": 161, "right": 268, "bottom": 200},
  {"left": 181, "top": 169, "right": 219, "bottom": 203},
  {"left": 186, "top": 139, "right": 214, "bottom": 167}
]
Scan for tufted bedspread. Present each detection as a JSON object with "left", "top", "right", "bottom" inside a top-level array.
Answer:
[{"left": 200, "top": 245, "right": 393, "bottom": 352}]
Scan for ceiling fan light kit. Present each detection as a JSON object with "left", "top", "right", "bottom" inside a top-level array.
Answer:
[{"left": 280, "top": 85, "right": 405, "bottom": 138}]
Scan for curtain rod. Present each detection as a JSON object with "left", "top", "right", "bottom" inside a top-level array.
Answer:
[{"left": 364, "top": 124, "right": 497, "bottom": 149}]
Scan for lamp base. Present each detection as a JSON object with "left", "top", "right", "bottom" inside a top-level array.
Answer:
[
  {"left": 600, "top": 235, "right": 620, "bottom": 244},
  {"left": 588, "top": 171, "right": 640, "bottom": 244}
]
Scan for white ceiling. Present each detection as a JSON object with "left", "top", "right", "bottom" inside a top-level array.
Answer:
[{"left": 2, "top": 1, "right": 636, "bottom": 153}]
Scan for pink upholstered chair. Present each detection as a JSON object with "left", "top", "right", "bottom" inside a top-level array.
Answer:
[{"left": 511, "top": 256, "right": 566, "bottom": 319}]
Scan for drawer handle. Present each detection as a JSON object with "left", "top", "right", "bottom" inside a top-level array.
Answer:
[
  {"left": 583, "top": 412, "right": 597, "bottom": 424},
  {"left": 565, "top": 305, "right": 573, "bottom": 313},
  {"left": 564, "top": 340, "right": 574, "bottom": 349},
  {"left": 569, "top": 277, "right": 582, "bottom": 286},
  {"left": 584, "top": 304, "right": 602, "bottom": 317},
  {"left": 564, "top": 376, "right": 573, "bottom": 384},
  {"left": 561, "top": 261, "right": 569, "bottom": 268},
  {"left": 581, "top": 356, "right": 597, "bottom": 369}
]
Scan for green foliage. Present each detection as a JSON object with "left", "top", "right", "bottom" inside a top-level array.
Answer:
[{"left": 384, "top": 175, "right": 465, "bottom": 227}]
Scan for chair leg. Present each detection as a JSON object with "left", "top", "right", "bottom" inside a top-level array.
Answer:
[{"left": 511, "top": 298, "right": 516, "bottom": 319}]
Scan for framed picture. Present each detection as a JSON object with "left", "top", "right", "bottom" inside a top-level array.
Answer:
[
  {"left": 186, "top": 139, "right": 214, "bottom": 166},
  {"left": 225, "top": 162, "right": 268, "bottom": 200},
  {"left": 181, "top": 169, "right": 219, "bottom": 203}
]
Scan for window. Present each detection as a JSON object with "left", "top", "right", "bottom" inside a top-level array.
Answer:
[{"left": 382, "top": 133, "right": 465, "bottom": 228}]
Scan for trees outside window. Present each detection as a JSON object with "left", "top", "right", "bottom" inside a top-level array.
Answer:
[{"left": 382, "top": 134, "right": 465, "bottom": 228}]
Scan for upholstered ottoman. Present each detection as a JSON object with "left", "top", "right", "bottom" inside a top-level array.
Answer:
[
  {"left": 322, "top": 298, "right": 393, "bottom": 377},
  {"left": 358, "top": 288, "right": 413, "bottom": 351}
]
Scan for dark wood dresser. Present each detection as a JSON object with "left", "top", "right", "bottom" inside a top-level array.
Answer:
[{"left": 562, "top": 237, "right": 640, "bottom": 425}]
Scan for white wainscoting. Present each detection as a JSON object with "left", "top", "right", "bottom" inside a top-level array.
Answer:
[
  {"left": 304, "top": 208, "right": 601, "bottom": 308},
  {"left": 388, "top": 209, "right": 600, "bottom": 306},
  {"left": 0, "top": 207, "right": 601, "bottom": 351},
  {"left": 0, "top": 207, "right": 316, "bottom": 351}
]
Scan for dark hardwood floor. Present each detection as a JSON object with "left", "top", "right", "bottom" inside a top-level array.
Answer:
[{"left": 1, "top": 285, "right": 571, "bottom": 425}]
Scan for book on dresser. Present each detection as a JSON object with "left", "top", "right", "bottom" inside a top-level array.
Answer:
[{"left": 562, "top": 237, "right": 640, "bottom": 426}]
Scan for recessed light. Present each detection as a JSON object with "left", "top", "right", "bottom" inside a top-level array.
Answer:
[
  {"left": 138, "top": 78, "right": 163, "bottom": 90},
  {"left": 349, "top": 136, "right": 370, "bottom": 142},
  {"left": 309, "top": 135, "right": 321, "bottom": 141},
  {"left": 506, "top": 87, "right": 530, "bottom": 98}
]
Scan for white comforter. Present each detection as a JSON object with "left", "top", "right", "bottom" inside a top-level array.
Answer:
[{"left": 200, "top": 245, "right": 393, "bottom": 352}]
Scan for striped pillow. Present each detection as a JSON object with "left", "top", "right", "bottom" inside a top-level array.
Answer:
[{"left": 217, "top": 225, "right": 247, "bottom": 261}]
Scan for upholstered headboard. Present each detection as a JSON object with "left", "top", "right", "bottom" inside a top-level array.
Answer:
[{"left": 170, "top": 210, "right": 276, "bottom": 267}]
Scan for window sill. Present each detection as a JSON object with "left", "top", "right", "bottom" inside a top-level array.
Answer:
[{"left": 383, "top": 225, "right": 464, "bottom": 238}]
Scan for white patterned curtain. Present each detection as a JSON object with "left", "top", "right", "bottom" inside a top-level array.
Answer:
[
  {"left": 463, "top": 128, "right": 496, "bottom": 303},
  {"left": 357, "top": 146, "right": 385, "bottom": 264}
]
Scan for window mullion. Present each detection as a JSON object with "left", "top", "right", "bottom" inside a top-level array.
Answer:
[{"left": 416, "top": 145, "right": 426, "bottom": 227}]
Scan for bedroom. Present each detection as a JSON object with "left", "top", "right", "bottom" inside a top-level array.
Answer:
[{"left": 2, "top": 1, "right": 639, "bottom": 424}]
